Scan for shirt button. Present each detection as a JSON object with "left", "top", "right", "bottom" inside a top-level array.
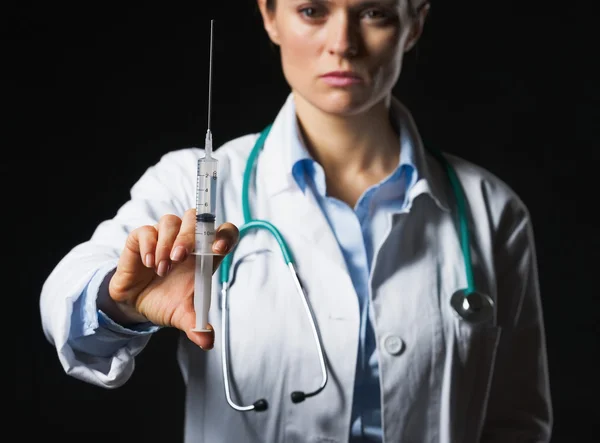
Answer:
[{"left": 384, "top": 335, "right": 405, "bottom": 356}]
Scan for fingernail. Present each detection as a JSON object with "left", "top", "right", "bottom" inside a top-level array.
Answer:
[
  {"left": 170, "top": 246, "right": 186, "bottom": 261},
  {"left": 157, "top": 260, "right": 169, "bottom": 277},
  {"left": 145, "top": 253, "right": 154, "bottom": 268},
  {"left": 213, "top": 239, "right": 228, "bottom": 254}
]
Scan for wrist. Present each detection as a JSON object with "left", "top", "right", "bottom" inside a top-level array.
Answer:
[
  {"left": 100, "top": 295, "right": 149, "bottom": 326},
  {"left": 97, "top": 272, "right": 149, "bottom": 326}
]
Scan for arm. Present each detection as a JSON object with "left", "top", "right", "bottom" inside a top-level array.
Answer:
[
  {"left": 39, "top": 149, "right": 196, "bottom": 389},
  {"left": 481, "top": 199, "right": 553, "bottom": 442}
]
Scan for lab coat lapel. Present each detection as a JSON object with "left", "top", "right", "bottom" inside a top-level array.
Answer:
[
  {"left": 271, "top": 186, "right": 349, "bottom": 274},
  {"left": 254, "top": 94, "right": 349, "bottom": 274}
]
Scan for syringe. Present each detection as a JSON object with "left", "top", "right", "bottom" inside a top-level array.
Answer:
[{"left": 192, "top": 19, "right": 218, "bottom": 333}]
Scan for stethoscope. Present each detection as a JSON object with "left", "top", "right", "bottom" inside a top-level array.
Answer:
[{"left": 218, "top": 123, "right": 494, "bottom": 413}]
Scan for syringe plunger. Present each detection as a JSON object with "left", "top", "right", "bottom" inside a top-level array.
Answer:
[{"left": 193, "top": 253, "right": 213, "bottom": 332}]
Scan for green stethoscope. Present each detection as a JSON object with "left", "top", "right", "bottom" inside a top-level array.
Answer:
[{"left": 219, "top": 123, "right": 494, "bottom": 413}]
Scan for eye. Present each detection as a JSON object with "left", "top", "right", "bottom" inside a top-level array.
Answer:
[
  {"left": 361, "top": 8, "right": 391, "bottom": 22},
  {"left": 299, "top": 6, "right": 326, "bottom": 19},
  {"left": 300, "top": 7, "right": 316, "bottom": 17}
]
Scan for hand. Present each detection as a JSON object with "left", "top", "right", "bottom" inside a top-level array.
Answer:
[{"left": 105, "top": 208, "right": 239, "bottom": 349}]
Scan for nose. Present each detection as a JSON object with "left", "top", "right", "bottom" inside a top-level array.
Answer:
[{"left": 327, "top": 13, "right": 359, "bottom": 58}]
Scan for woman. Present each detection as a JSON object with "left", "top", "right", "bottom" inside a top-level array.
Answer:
[{"left": 40, "top": 0, "right": 553, "bottom": 441}]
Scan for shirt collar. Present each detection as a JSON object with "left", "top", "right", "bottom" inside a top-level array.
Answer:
[
  {"left": 257, "top": 93, "right": 450, "bottom": 212},
  {"left": 287, "top": 95, "right": 418, "bottom": 196}
]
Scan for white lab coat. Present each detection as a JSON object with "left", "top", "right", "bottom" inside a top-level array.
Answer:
[{"left": 40, "top": 94, "right": 552, "bottom": 442}]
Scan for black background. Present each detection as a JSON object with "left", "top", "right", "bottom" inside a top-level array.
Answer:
[{"left": 11, "top": 1, "right": 596, "bottom": 442}]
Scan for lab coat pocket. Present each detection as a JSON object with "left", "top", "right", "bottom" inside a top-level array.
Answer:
[{"left": 453, "top": 320, "right": 502, "bottom": 442}]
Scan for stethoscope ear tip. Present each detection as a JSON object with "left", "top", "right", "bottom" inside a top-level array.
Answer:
[
  {"left": 253, "top": 399, "right": 268, "bottom": 412},
  {"left": 450, "top": 289, "right": 494, "bottom": 324},
  {"left": 291, "top": 391, "right": 306, "bottom": 404}
]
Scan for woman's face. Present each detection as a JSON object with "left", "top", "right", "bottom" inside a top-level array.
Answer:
[{"left": 258, "top": 0, "right": 428, "bottom": 116}]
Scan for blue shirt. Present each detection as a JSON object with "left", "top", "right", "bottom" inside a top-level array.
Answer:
[{"left": 288, "top": 105, "right": 418, "bottom": 442}]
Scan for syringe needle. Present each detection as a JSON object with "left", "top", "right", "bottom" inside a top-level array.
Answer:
[
  {"left": 206, "top": 19, "right": 215, "bottom": 158},
  {"left": 208, "top": 19, "right": 214, "bottom": 132}
]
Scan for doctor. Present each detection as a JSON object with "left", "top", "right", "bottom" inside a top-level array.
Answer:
[{"left": 40, "top": 0, "right": 553, "bottom": 441}]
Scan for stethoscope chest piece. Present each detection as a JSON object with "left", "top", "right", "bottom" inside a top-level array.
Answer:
[{"left": 450, "top": 289, "right": 494, "bottom": 324}]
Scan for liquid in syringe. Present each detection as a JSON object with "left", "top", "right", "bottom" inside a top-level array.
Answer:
[{"left": 192, "top": 19, "right": 218, "bottom": 333}]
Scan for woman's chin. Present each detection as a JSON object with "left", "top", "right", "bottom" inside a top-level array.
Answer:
[{"left": 312, "top": 89, "right": 376, "bottom": 117}]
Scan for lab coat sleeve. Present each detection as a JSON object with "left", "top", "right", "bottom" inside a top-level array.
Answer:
[
  {"left": 40, "top": 148, "right": 197, "bottom": 389},
  {"left": 481, "top": 198, "right": 553, "bottom": 442},
  {"left": 68, "top": 265, "right": 160, "bottom": 358}
]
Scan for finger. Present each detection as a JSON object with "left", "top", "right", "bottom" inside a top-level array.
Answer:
[
  {"left": 111, "top": 226, "right": 158, "bottom": 302},
  {"left": 120, "top": 225, "right": 158, "bottom": 274},
  {"left": 155, "top": 214, "right": 183, "bottom": 277},
  {"left": 170, "top": 208, "right": 196, "bottom": 263},
  {"left": 185, "top": 323, "right": 215, "bottom": 351},
  {"left": 212, "top": 222, "right": 240, "bottom": 271},
  {"left": 137, "top": 225, "right": 159, "bottom": 268}
]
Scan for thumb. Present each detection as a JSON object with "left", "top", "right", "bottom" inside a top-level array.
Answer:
[
  {"left": 212, "top": 222, "right": 240, "bottom": 272},
  {"left": 182, "top": 316, "right": 215, "bottom": 350}
]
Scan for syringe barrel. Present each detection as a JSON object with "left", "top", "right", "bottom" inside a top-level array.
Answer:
[{"left": 195, "top": 156, "right": 218, "bottom": 254}]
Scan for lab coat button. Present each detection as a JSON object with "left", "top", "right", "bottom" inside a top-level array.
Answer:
[{"left": 384, "top": 335, "right": 405, "bottom": 356}]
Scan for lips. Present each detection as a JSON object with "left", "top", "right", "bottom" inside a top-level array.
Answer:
[
  {"left": 320, "top": 71, "right": 364, "bottom": 86},
  {"left": 321, "top": 71, "right": 362, "bottom": 79}
]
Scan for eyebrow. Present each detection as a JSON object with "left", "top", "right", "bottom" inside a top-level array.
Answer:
[
  {"left": 297, "top": 0, "right": 399, "bottom": 6},
  {"left": 358, "top": 0, "right": 399, "bottom": 7}
]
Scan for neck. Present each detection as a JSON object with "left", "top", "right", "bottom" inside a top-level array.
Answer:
[{"left": 293, "top": 92, "right": 400, "bottom": 183}]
